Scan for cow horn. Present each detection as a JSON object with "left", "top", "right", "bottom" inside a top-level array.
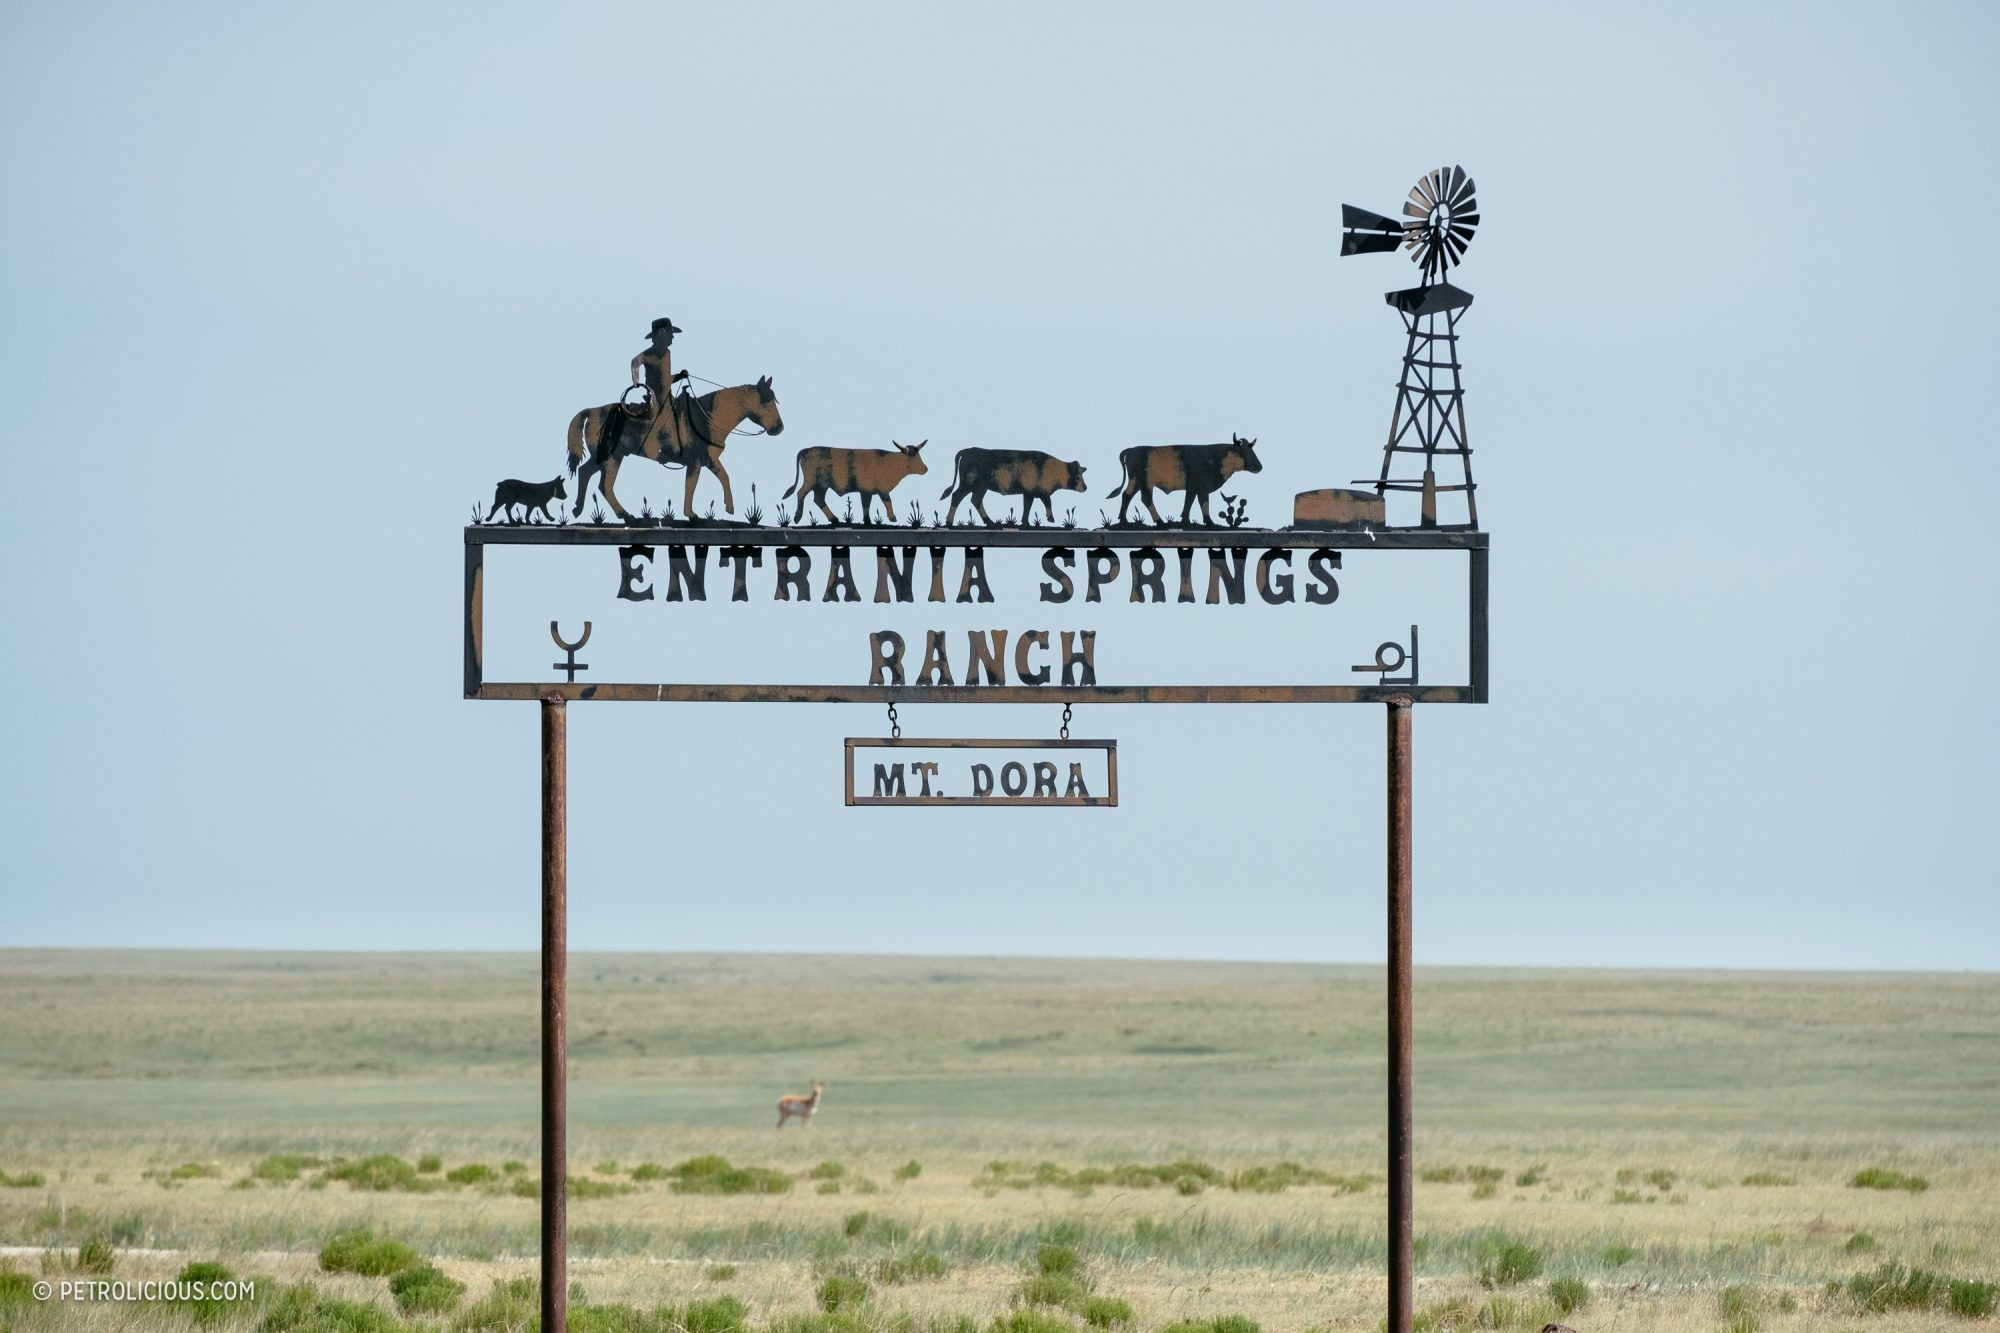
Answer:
[{"left": 914, "top": 439, "right": 927, "bottom": 450}]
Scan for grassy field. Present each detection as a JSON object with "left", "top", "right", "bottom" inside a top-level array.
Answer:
[{"left": 0, "top": 950, "right": 1994, "bottom": 1332}]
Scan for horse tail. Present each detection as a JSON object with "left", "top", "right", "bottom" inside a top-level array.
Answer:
[{"left": 567, "top": 410, "right": 590, "bottom": 475}]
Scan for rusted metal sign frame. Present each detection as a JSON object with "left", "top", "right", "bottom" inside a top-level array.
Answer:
[
  {"left": 844, "top": 737, "right": 1119, "bottom": 807},
  {"left": 463, "top": 525, "right": 1489, "bottom": 705}
]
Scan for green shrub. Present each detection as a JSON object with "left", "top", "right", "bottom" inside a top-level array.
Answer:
[
  {"left": 1643, "top": 1168, "right": 1675, "bottom": 1191},
  {"left": 1466, "top": 1166, "right": 1504, "bottom": 1185},
  {"left": 1949, "top": 1278, "right": 1999, "bottom": 1319},
  {"left": 257, "top": 1282, "right": 404, "bottom": 1332},
  {"left": 877, "top": 1250, "right": 948, "bottom": 1283},
  {"left": 990, "top": 1312, "right": 1079, "bottom": 1333},
  {"left": 1740, "top": 1171, "right": 1794, "bottom": 1187},
  {"left": 251, "top": 1155, "right": 320, "bottom": 1183},
  {"left": 414, "top": 1154, "right": 441, "bottom": 1174},
  {"left": 1601, "top": 1242, "right": 1636, "bottom": 1267},
  {"left": 389, "top": 1262, "right": 464, "bottom": 1314},
  {"left": 630, "top": 1162, "right": 666, "bottom": 1182},
  {"left": 816, "top": 1180, "right": 841, "bottom": 1195},
  {"left": 669, "top": 1156, "right": 791, "bottom": 1196},
  {"left": 0, "top": 1270, "right": 38, "bottom": 1305},
  {"left": 76, "top": 1234, "right": 117, "bottom": 1274},
  {"left": 1035, "top": 1245, "right": 1083, "bottom": 1277},
  {"left": 1419, "top": 1166, "right": 1457, "bottom": 1183},
  {"left": 893, "top": 1161, "right": 923, "bottom": 1182},
  {"left": 1845, "top": 1262, "right": 1948, "bottom": 1312},
  {"left": 817, "top": 1274, "right": 871, "bottom": 1313},
  {"left": 1231, "top": 1162, "right": 1335, "bottom": 1193},
  {"left": 570, "top": 1176, "right": 633, "bottom": 1199},
  {"left": 317, "top": 1227, "right": 419, "bottom": 1277},
  {"left": 1548, "top": 1276, "right": 1587, "bottom": 1315},
  {"left": 1018, "top": 1272, "right": 1092, "bottom": 1310},
  {"left": 841, "top": 1212, "right": 911, "bottom": 1244},
  {"left": 1474, "top": 1233, "right": 1543, "bottom": 1288},
  {"left": 1159, "top": 1318, "right": 1260, "bottom": 1333},
  {"left": 457, "top": 1276, "right": 537, "bottom": 1331},
  {"left": 593, "top": 1161, "right": 621, "bottom": 1176},
  {"left": 1851, "top": 1166, "right": 1929, "bottom": 1193},
  {"left": 511, "top": 1176, "right": 540, "bottom": 1198},
  {"left": 771, "top": 1315, "right": 870, "bottom": 1333},
  {"left": 1078, "top": 1297, "right": 1131, "bottom": 1327},
  {"left": 1409, "top": 1297, "right": 1477, "bottom": 1333},
  {"left": 1610, "top": 1189, "right": 1644, "bottom": 1204},
  {"left": 1514, "top": 1166, "right": 1545, "bottom": 1187},
  {"left": 1844, "top": 1232, "right": 1877, "bottom": 1253},
  {"left": 568, "top": 1305, "right": 662, "bottom": 1333},
  {"left": 1470, "top": 1180, "right": 1497, "bottom": 1200},
  {"left": 322, "top": 1155, "right": 432, "bottom": 1193},
  {"left": 678, "top": 1295, "right": 749, "bottom": 1333},
  {"left": 445, "top": 1163, "right": 496, "bottom": 1185},
  {"left": 0, "top": 1171, "right": 43, "bottom": 1189},
  {"left": 810, "top": 1161, "right": 847, "bottom": 1180},
  {"left": 502, "top": 1160, "right": 528, "bottom": 1175},
  {"left": 706, "top": 1264, "right": 738, "bottom": 1281}
]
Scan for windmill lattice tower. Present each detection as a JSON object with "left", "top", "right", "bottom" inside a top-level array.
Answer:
[{"left": 1341, "top": 166, "right": 1480, "bottom": 530}]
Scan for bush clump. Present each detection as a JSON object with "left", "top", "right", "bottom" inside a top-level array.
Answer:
[
  {"left": 1844, "top": 1261, "right": 1948, "bottom": 1312},
  {"left": 1159, "top": 1318, "right": 1260, "bottom": 1333},
  {"left": 0, "top": 1170, "right": 46, "bottom": 1189},
  {"left": 841, "top": 1211, "right": 911, "bottom": 1244},
  {"left": 1950, "top": 1278, "right": 1999, "bottom": 1319},
  {"left": 415, "top": 1154, "right": 442, "bottom": 1174},
  {"left": 317, "top": 1227, "right": 419, "bottom": 1277},
  {"left": 876, "top": 1250, "right": 948, "bottom": 1284},
  {"left": 258, "top": 1282, "right": 403, "bottom": 1333},
  {"left": 1475, "top": 1233, "right": 1544, "bottom": 1288},
  {"left": 991, "top": 1313, "right": 1080, "bottom": 1333},
  {"left": 1601, "top": 1241, "right": 1636, "bottom": 1267},
  {"left": 1851, "top": 1166, "right": 1929, "bottom": 1193},
  {"left": 1078, "top": 1296, "right": 1132, "bottom": 1327},
  {"left": 810, "top": 1162, "right": 847, "bottom": 1181},
  {"left": 893, "top": 1161, "right": 923, "bottom": 1182},
  {"left": 251, "top": 1155, "right": 320, "bottom": 1183},
  {"left": 1845, "top": 1232, "right": 1877, "bottom": 1252},
  {"left": 321, "top": 1155, "right": 435, "bottom": 1193},
  {"left": 669, "top": 1156, "right": 792, "bottom": 1196},
  {"left": 570, "top": 1176, "right": 634, "bottom": 1199},
  {"left": 457, "top": 1276, "right": 537, "bottom": 1330},
  {"left": 817, "top": 1274, "right": 871, "bottom": 1313},
  {"left": 1548, "top": 1275, "right": 1588, "bottom": 1315},
  {"left": 389, "top": 1262, "right": 464, "bottom": 1314},
  {"left": 75, "top": 1234, "right": 117, "bottom": 1274},
  {"left": 1740, "top": 1171, "right": 1794, "bottom": 1187},
  {"left": 446, "top": 1163, "right": 497, "bottom": 1185}
]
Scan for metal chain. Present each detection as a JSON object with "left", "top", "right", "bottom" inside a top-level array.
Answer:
[
  {"left": 887, "top": 702, "right": 900, "bottom": 740},
  {"left": 1060, "top": 702, "right": 1072, "bottom": 742}
]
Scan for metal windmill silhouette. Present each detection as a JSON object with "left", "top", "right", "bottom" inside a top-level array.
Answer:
[{"left": 1342, "top": 166, "right": 1480, "bottom": 529}]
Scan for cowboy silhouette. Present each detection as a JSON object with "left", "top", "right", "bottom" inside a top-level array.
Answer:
[{"left": 610, "top": 317, "right": 694, "bottom": 464}]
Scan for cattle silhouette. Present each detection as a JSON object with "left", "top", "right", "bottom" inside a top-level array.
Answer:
[
  {"left": 783, "top": 441, "right": 929, "bottom": 525},
  {"left": 939, "top": 448, "right": 1087, "bottom": 526},
  {"left": 1111, "top": 435, "right": 1262, "bottom": 526}
]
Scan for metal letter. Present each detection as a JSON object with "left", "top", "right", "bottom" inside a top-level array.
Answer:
[
  {"left": 868, "top": 631, "right": 907, "bottom": 686},
  {"left": 1255, "top": 549, "right": 1295, "bottom": 604},
  {"left": 774, "top": 546, "right": 811, "bottom": 601},
  {"left": 1014, "top": 630, "right": 1051, "bottom": 686},
  {"left": 1039, "top": 548, "right": 1076, "bottom": 603},
  {"left": 617, "top": 544, "right": 655, "bottom": 602},
  {"left": 1085, "top": 548, "right": 1121, "bottom": 603},
  {"left": 822, "top": 546, "right": 860, "bottom": 602},
  {"left": 956, "top": 548, "right": 993, "bottom": 603},
  {"left": 1060, "top": 630, "right": 1096, "bottom": 687},
  {"left": 719, "top": 545, "right": 763, "bottom": 602},
  {"left": 917, "top": 630, "right": 955, "bottom": 686},
  {"left": 1130, "top": 548, "right": 1167, "bottom": 603},
  {"left": 874, "top": 546, "right": 917, "bottom": 603},
  {"left": 965, "top": 629, "right": 1009, "bottom": 685},
  {"left": 665, "top": 545, "right": 708, "bottom": 602}
]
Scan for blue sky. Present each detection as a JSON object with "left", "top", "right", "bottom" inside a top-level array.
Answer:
[{"left": 2, "top": 2, "right": 1995, "bottom": 968}]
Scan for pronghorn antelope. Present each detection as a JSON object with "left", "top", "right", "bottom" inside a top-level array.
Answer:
[{"left": 775, "top": 1081, "right": 823, "bottom": 1129}]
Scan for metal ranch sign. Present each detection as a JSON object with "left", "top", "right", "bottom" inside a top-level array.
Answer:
[{"left": 463, "top": 166, "right": 1488, "bottom": 1333}]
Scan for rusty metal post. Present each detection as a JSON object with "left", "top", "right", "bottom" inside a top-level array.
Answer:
[
  {"left": 540, "top": 696, "right": 568, "bottom": 1333},
  {"left": 1386, "top": 695, "right": 1414, "bottom": 1333}
]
